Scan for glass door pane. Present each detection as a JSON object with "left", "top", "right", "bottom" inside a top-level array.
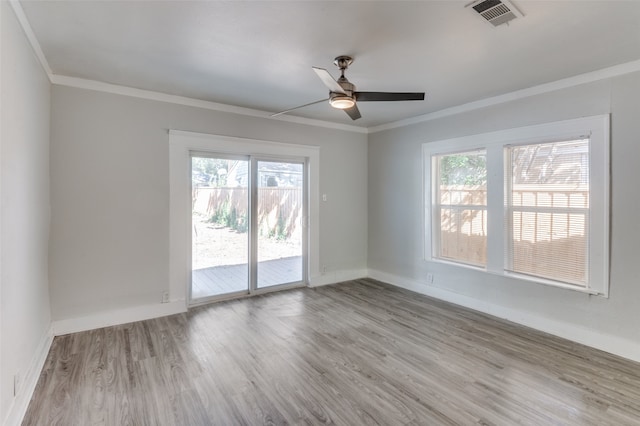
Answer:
[
  {"left": 191, "top": 156, "right": 249, "bottom": 300},
  {"left": 256, "top": 160, "right": 304, "bottom": 289}
]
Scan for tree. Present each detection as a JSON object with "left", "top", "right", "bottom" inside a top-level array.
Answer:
[
  {"left": 191, "top": 157, "right": 228, "bottom": 187},
  {"left": 439, "top": 153, "right": 487, "bottom": 186}
]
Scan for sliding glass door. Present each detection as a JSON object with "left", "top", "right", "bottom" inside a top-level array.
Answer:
[
  {"left": 190, "top": 154, "right": 306, "bottom": 304},
  {"left": 256, "top": 160, "right": 305, "bottom": 289},
  {"left": 191, "top": 155, "right": 250, "bottom": 300}
]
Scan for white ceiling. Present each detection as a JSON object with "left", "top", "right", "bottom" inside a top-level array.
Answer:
[{"left": 19, "top": 1, "right": 640, "bottom": 128}]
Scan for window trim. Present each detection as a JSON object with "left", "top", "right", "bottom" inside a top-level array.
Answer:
[{"left": 423, "top": 115, "right": 610, "bottom": 296}]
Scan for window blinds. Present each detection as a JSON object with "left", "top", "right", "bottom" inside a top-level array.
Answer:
[{"left": 505, "top": 139, "right": 589, "bottom": 286}]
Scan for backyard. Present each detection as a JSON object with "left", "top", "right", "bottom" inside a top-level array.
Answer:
[{"left": 192, "top": 212, "right": 301, "bottom": 270}]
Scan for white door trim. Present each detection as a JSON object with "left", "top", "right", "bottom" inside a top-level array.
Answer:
[{"left": 169, "top": 130, "right": 320, "bottom": 306}]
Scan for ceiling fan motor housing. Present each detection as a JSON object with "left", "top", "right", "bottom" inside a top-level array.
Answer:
[
  {"left": 330, "top": 78, "right": 355, "bottom": 109},
  {"left": 337, "top": 78, "right": 354, "bottom": 95}
]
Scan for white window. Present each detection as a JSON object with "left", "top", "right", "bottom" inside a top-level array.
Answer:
[
  {"left": 433, "top": 150, "right": 487, "bottom": 267},
  {"left": 424, "top": 115, "right": 610, "bottom": 296},
  {"left": 505, "top": 139, "right": 589, "bottom": 286}
]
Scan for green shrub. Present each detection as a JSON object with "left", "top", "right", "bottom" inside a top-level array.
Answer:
[
  {"left": 275, "top": 211, "right": 287, "bottom": 240},
  {"left": 208, "top": 201, "right": 230, "bottom": 224},
  {"left": 235, "top": 216, "right": 248, "bottom": 233}
]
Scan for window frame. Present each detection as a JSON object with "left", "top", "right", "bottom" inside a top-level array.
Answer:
[
  {"left": 504, "top": 139, "right": 591, "bottom": 286},
  {"left": 423, "top": 115, "right": 610, "bottom": 296},
  {"left": 432, "top": 148, "right": 488, "bottom": 268}
]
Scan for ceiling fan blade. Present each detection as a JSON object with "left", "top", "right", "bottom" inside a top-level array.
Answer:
[
  {"left": 270, "top": 98, "right": 329, "bottom": 117},
  {"left": 312, "top": 67, "right": 346, "bottom": 94},
  {"left": 354, "top": 92, "right": 425, "bottom": 102},
  {"left": 344, "top": 104, "right": 361, "bottom": 120}
]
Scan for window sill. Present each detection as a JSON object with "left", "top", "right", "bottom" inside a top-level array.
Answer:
[
  {"left": 501, "top": 271, "right": 602, "bottom": 296},
  {"left": 428, "top": 257, "right": 604, "bottom": 297}
]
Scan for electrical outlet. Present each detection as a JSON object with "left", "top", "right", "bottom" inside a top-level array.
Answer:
[
  {"left": 322, "top": 194, "right": 327, "bottom": 202},
  {"left": 426, "top": 273, "right": 434, "bottom": 284},
  {"left": 14, "top": 373, "right": 21, "bottom": 396},
  {"left": 162, "top": 291, "right": 170, "bottom": 303},
  {"left": 321, "top": 265, "right": 327, "bottom": 275}
]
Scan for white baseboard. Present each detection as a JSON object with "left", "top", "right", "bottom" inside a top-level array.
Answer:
[
  {"left": 52, "top": 300, "right": 187, "bottom": 336},
  {"left": 3, "top": 325, "right": 54, "bottom": 426},
  {"left": 50, "top": 270, "right": 367, "bottom": 337},
  {"left": 309, "top": 268, "right": 368, "bottom": 287},
  {"left": 51, "top": 271, "right": 367, "bottom": 337},
  {"left": 368, "top": 269, "right": 640, "bottom": 364}
]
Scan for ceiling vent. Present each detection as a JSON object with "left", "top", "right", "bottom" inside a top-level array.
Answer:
[{"left": 467, "top": 0, "right": 523, "bottom": 27}]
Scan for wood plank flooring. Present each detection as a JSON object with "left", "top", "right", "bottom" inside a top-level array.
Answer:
[{"left": 23, "top": 279, "right": 640, "bottom": 425}]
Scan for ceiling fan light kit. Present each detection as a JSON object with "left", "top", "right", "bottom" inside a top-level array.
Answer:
[
  {"left": 271, "top": 55, "right": 425, "bottom": 121},
  {"left": 329, "top": 95, "right": 355, "bottom": 110}
]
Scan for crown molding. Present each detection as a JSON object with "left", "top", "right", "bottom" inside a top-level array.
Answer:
[
  {"left": 49, "top": 75, "right": 368, "bottom": 134},
  {"left": 369, "top": 59, "right": 640, "bottom": 133},
  {"left": 9, "top": 0, "right": 53, "bottom": 79},
  {"left": 11, "top": 0, "right": 640, "bottom": 135},
  {"left": 49, "top": 59, "right": 640, "bottom": 136},
  {"left": 11, "top": 0, "right": 366, "bottom": 134}
]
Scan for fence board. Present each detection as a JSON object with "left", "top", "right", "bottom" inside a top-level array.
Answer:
[
  {"left": 437, "top": 187, "right": 589, "bottom": 284},
  {"left": 192, "top": 186, "right": 302, "bottom": 238}
]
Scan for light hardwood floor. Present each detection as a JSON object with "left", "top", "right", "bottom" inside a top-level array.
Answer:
[{"left": 23, "top": 279, "right": 640, "bottom": 425}]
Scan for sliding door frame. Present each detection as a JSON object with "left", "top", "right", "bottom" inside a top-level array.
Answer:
[
  {"left": 250, "top": 156, "right": 308, "bottom": 294},
  {"left": 189, "top": 152, "right": 251, "bottom": 305},
  {"left": 169, "top": 130, "right": 320, "bottom": 309}
]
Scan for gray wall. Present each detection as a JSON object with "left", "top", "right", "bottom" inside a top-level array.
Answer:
[
  {"left": 49, "top": 86, "right": 368, "bottom": 321},
  {"left": 1, "top": 2, "right": 52, "bottom": 422},
  {"left": 368, "top": 74, "right": 640, "bottom": 353}
]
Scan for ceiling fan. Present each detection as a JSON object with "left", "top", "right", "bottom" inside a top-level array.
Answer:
[{"left": 271, "top": 56, "right": 425, "bottom": 121}]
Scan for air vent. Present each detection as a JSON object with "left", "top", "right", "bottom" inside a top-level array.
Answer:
[{"left": 467, "top": 0, "right": 523, "bottom": 27}]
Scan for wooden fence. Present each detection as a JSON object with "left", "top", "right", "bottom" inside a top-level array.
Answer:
[
  {"left": 437, "top": 186, "right": 589, "bottom": 284},
  {"left": 192, "top": 187, "right": 303, "bottom": 238}
]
